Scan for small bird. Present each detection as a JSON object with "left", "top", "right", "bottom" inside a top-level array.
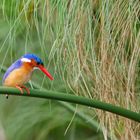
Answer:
[{"left": 3, "top": 53, "right": 53, "bottom": 98}]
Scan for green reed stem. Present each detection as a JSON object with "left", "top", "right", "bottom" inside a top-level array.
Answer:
[{"left": 0, "top": 87, "right": 140, "bottom": 123}]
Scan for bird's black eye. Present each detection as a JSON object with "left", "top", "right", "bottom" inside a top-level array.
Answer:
[
  {"left": 37, "top": 62, "right": 44, "bottom": 66},
  {"left": 37, "top": 62, "right": 40, "bottom": 65}
]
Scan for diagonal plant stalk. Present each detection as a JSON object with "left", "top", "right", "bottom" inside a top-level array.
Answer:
[
  {"left": 1, "top": 66, "right": 107, "bottom": 136},
  {"left": 0, "top": 87, "right": 140, "bottom": 123},
  {"left": 32, "top": 82, "right": 103, "bottom": 133},
  {"left": 0, "top": 65, "right": 103, "bottom": 133}
]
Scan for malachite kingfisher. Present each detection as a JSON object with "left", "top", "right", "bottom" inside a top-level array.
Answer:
[{"left": 3, "top": 53, "right": 53, "bottom": 98}]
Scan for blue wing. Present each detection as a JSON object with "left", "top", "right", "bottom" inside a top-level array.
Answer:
[{"left": 2, "top": 59, "right": 22, "bottom": 83}]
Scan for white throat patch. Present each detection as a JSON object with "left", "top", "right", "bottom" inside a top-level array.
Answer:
[
  {"left": 21, "top": 58, "right": 31, "bottom": 63},
  {"left": 33, "top": 67, "right": 39, "bottom": 70}
]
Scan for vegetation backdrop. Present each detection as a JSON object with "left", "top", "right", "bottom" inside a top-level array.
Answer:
[{"left": 0, "top": 0, "right": 140, "bottom": 140}]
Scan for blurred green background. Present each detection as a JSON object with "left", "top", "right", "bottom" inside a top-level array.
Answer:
[{"left": 0, "top": 0, "right": 140, "bottom": 140}]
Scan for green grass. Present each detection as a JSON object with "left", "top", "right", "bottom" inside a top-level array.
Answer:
[{"left": 0, "top": 0, "right": 140, "bottom": 140}]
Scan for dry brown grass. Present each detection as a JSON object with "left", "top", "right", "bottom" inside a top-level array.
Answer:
[{"left": 49, "top": 0, "right": 140, "bottom": 139}]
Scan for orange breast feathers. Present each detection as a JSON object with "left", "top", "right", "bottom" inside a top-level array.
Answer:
[{"left": 3, "top": 63, "right": 34, "bottom": 87}]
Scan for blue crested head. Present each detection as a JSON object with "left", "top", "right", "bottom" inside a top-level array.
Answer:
[{"left": 22, "top": 53, "right": 44, "bottom": 65}]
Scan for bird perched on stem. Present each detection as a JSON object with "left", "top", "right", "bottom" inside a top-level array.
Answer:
[{"left": 3, "top": 53, "right": 53, "bottom": 98}]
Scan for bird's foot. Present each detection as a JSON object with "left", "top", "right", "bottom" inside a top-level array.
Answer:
[
  {"left": 5, "top": 85, "right": 30, "bottom": 99},
  {"left": 15, "top": 85, "right": 24, "bottom": 94},
  {"left": 20, "top": 85, "right": 30, "bottom": 95},
  {"left": 15, "top": 85, "right": 30, "bottom": 95}
]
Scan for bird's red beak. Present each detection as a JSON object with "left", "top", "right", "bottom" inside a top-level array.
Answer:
[{"left": 38, "top": 65, "right": 53, "bottom": 80}]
